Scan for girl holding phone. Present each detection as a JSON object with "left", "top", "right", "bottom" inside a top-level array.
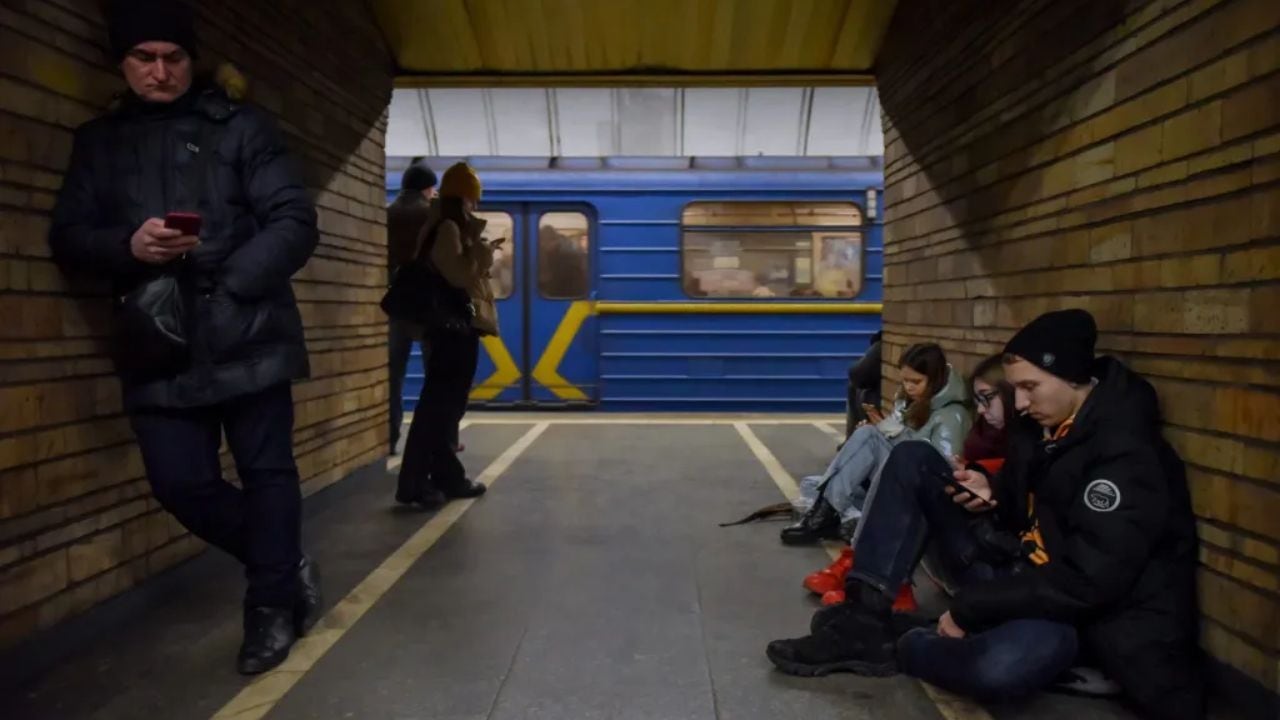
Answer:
[{"left": 781, "top": 343, "right": 971, "bottom": 545}]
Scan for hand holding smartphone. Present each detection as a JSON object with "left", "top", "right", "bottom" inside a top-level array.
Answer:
[
  {"left": 946, "top": 479, "right": 993, "bottom": 507},
  {"left": 131, "top": 214, "right": 201, "bottom": 264},
  {"left": 862, "top": 403, "right": 885, "bottom": 424},
  {"left": 164, "top": 211, "right": 202, "bottom": 238},
  {"left": 940, "top": 463, "right": 996, "bottom": 512}
]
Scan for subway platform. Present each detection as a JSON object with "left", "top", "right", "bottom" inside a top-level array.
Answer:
[{"left": 3, "top": 415, "right": 1158, "bottom": 720}]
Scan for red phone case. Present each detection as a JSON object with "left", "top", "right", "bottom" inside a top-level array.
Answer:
[{"left": 164, "top": 212, "right": 202, "bottom": 236}]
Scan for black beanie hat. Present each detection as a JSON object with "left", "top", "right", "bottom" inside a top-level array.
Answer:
[
  {"left": 401, "top": 162, "right": 438, "bottom": 193},
  {"left": 1003, "top": 308, "right": 1098, "bottom": 384},
  {"left": 107, "top": 1, "right": 199, "bottom": 61}
]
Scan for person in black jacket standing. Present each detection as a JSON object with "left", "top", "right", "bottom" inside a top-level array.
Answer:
[
  {"left": 845, "top": 330, "right": 882, "bottom": 437},
  {"left": 48, "top": 1, "right": 321, "bottom": 675},
  {"left": 765, "top": 309, "right": 1203, "bottom": 720}
]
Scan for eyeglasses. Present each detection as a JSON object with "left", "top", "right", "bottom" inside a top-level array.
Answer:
[{"left": 975, "top": 390, "right": 1000, "bottom": 409}]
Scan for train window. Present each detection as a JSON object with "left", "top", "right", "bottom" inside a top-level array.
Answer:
[
  {"left": 680, "top": 202, "right": 863, "bottom": 299},
  {"left": 538, "top": 212, "right": 590, "bottom": 299},
  {"left": 474, "top": 210, "right": 515, "bottom": 300}
]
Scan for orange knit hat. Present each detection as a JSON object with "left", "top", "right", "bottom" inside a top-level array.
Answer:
[{"left": 438, "top": 162, "right": 482, "bottom": 203}]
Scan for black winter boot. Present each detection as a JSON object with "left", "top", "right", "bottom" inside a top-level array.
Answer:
[
  {"left": 780, "top": 497, "right": 842, "bottom": 545},
  {"left": 767, "top": 580, "right": 899, "bottom": 677},
  {"left": 238, "top": 607, "right": 297, "bottom": 675},
  {"left": 294, "top": 555, "right": 322, "bottom": 636}
]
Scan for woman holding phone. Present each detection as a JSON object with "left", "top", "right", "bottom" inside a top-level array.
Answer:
[
  {"left": 395, "top": 163, "right": 501, "bottom": 508},
  {"left": 781, "top": 343, "right": 970, "bottom": 545}
]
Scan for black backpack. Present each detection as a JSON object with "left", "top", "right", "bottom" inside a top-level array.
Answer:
[{"left": 379, "top": 219, "right": 475, "bottom": 333}]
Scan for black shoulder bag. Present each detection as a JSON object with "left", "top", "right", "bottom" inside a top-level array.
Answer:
[
  {"left": 380, "top": 220, "right": 475, "bottom": 334},
  {"left": 112, "top": 120, "right": 226, "bottom": 378}
]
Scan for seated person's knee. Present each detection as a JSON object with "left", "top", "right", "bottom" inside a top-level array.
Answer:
[
  {"left": 882, "top": 440, "right": 950, "bottom": 490},
  {"left": 848, "top": 423, "right": 880, "bottom": 443},
  {"left": 891, "top": 439, "right": 943, "bottom": 465}
]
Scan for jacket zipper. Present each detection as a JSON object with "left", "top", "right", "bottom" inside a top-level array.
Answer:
[{"left": 161, "top": 120, "right": 171, "bottom": 212}]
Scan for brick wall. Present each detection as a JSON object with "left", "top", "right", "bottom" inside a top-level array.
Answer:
[
  {"left": 875, "top": 0, "right": 1280, "bottom": 702},
  {"left": 0, "top": 0, "right": 393, "bottom": 649}
]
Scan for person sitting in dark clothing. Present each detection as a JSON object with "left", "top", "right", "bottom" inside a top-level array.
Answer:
[
  {"left": 765, "top": 309, "right": 1204, "bottom": 720},
  {"left": 846, "top": 331, "right": 883, "bottom": 437}
]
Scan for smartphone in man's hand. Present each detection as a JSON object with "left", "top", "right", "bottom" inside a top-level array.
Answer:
[{"left": 164, "top": 211, "right": 202, "bottom": 237}]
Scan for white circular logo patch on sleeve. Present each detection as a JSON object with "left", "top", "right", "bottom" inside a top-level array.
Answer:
[{"left": 1084, "top": 479, "right": 1121, "bottom": 512}]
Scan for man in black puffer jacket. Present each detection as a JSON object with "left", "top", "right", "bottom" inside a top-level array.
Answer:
[
  {"left": 766, "top": 309, "right": 1203, "bottom": 720},
  {"left": 48, "top": 1, "right": 320, "bottom": 675}
]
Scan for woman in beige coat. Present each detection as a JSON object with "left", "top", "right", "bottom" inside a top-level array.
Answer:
[{"left": 395, "top": 163, "right": 500, "bottom": 508}]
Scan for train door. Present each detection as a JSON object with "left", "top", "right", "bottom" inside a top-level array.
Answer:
[{"left": 470, "top": 204, "right": 598, "bottom": 406}]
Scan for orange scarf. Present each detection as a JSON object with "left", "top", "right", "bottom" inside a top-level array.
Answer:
[{"left": 1021, "top": 415, "right": 1076, "bottom": 566}]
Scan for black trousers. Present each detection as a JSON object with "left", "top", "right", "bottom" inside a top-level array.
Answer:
[
  {"left": 397, "top": 330, "right": 479, "bottom": 498},
  {"left": 388, "top": 318, "right": 414, "bottom": 449},
  {"left": 129, "top": 383, "right": 302, "bottom": 609},
  {"left": 388, "top": 322, "right": 459, "bottom": 452}
]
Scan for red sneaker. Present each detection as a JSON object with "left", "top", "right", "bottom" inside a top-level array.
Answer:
[
  {"left": 820, "top": 583, "right": 919, "bottom": 612},
  {"left": 803, "top": 547, "right": 853, "bottom": 595},
  {"left": 892, "top": 583, "right": 919, "bottom": 613}
]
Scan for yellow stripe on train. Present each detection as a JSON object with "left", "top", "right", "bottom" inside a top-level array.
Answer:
[{"left": 519, "top": 300, "right": 884, "bottom": 402}]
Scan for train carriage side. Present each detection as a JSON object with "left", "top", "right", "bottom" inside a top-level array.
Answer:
[{"left": 387, "top": 163, "right": 884, "bottom": 413}]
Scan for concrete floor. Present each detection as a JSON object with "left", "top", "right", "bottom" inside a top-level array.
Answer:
[{"left": 2, "top": 417, "right": 1148, "bottom": 720}]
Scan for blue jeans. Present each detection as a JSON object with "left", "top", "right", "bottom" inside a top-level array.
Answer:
[
  {"left": 846, "top": 440, "right": 1079, "bottom": 701},
  {"left": 898, "top": 620, "right": 1078, "bottom": 703},
  {"left": 818, "top": 424, "right": 897, "bottom": 522},
  {"left": 846, "top": 440, "right": 987, "bottom": 593}
]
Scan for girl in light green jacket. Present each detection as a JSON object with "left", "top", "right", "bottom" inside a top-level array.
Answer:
[{"left": 782, "top": 343, "right": 972, "bottom": 545}]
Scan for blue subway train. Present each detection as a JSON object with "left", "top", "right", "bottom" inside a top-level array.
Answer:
[{"left": 386, "top": 158, "right": 884, "bottom": 413}]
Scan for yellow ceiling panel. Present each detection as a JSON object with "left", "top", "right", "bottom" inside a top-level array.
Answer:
[{"left": 374, "top": 0, "right": 896, "bottom": 86}]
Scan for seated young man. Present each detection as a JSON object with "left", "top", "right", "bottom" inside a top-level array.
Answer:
[{"left": 765, "top": 309, "right": 1204, "bottom": 720}]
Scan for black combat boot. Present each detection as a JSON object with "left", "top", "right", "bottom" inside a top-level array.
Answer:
[
  {"left": 766, "top": 580, "right": 899, "bottom": 678},
  {"left": 780, "top": 497, "right": 842, "bottom": 545}
]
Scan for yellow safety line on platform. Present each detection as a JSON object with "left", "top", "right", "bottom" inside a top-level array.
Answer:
[
  {"left": 733, "top": 422, "right": 996, "bottom": 720},
  {"left": 733, "top": 423, "right": 801, "bottom": 503},
  {"left": 813, "top": 421, "right": 844, "bottom": 440},
  {"left": 211, "top": 422, "right": 550, "bottom": 720}
]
